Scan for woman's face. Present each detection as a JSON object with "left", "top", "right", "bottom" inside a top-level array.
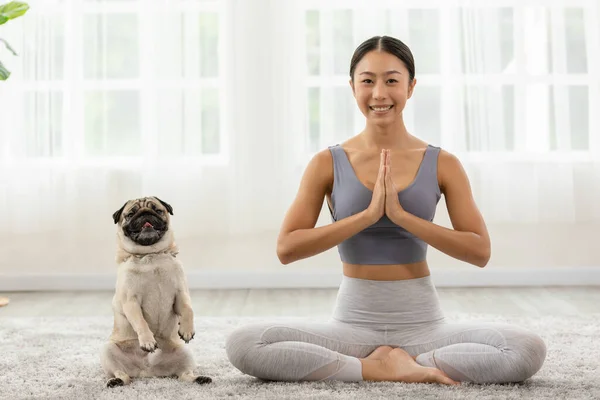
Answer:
[{"left": 350, "top": 50, "right": 416, "bottom": 125}]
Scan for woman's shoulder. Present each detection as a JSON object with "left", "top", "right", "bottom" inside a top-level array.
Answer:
[
  {"left": 310, "top": 147, "right": 334, "bottom": 165},
  {"left": 330, "top": 137, "right": 370, "bottom": 162},
  {"left": 297, "top": 148, "right": 333, "bottom": 194},
  {"left": 435, "top": 148, "right": 470, "bottom": 192},
  {"left": 437, "top": 148, "right": 463, "bottom": 169},
  {"left": 311, "top": 137, "right": 358, "bottom": 163}
]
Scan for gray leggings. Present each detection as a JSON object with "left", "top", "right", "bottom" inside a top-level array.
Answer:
[{"left": 225, "top": 275, "right": 547, "bottom": 383}]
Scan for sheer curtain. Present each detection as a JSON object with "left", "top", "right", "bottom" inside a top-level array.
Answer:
[
  {"left": 0, "top": 0, "right": 306, "bottom": 275},
  {"left": 1, "top": 0, "right": 599, "bottom": 280},
  {"left": 302, "top": 1, "right": 600, "bottom": 224},
  {"left": 300, "top": 1, "right": 600, "bottom": 269},
  {"left": 454, "top": 5, "right": 600, "bottom": 224}
]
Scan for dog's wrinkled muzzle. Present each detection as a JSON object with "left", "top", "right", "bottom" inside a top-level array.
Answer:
[{"left": 124, "top": 212, "right": 168, "bottom": 246}]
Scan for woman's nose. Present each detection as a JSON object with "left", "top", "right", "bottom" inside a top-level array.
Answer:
[{"left": 372, "top": 82, "right": 386, "bottom": 100}]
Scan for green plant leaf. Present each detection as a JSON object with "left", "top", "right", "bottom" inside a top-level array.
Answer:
[
  {"left": 0, "top": 38, "right": 17, "bottom": 55},
  {"left": 0, "top": 60, "right": 11, "bottom": 80},
  {"left": 0, "top": 2, "right": 29, "bottom": 24}
]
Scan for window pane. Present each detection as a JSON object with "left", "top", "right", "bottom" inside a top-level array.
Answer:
[
  {"left": 198, "top": 12, "right": 219, "bottom": 78},
  {"left": 412, "top": 86, "right": 441, "bottom": 145},
  {"left": 564, "top": 8, "right": 587, "bottom": 74},
  {"left": 549, "top": 85, "right": 557, "bottom": 150},
  {"left": 530, "top": 7, "right": 587, "bottom": 75},
  {"left": 155, "top": 88, "right": 220, "bottom": 156},
  {"left": 23, "top": 91, "right": 63, "bottom": 157},
  {"left": 462, "top": 86, "right": 477, "bottom": 150},
  {"left": 156, "top": 89, "right": 185, "bottom": 156},
  {"left": 333, "top": 86, "right": 355, "bottom": 143},
  {"left": 462, "top": 85, "right": 513, "bottom": 151},
  {"left": 154, "top": 12, "right": 218, "bottom": 79},
  {"left": 201, "top": 87, "right": 220, "bottom": 154},
  {"left": 84, "top": 91, "right": 140, "bottom": 156},
  {"left": 83, "top": 14, "right": 139, "bottom": 79},
  {"left": 333, "top": 10, "right": 353, "bottom": 76},
  {"left": 460, "top": 8, "right": 514, "bottom": 74},
  {"left": 154, "top": 13, "right": 182, "bottom": 79},
  {"left": 568, "top": 86, "right": 588, "bottom": 150},
  {"left": 499, "top": 8, "right": 514, "bottom": 73},
  {"left": 307, "top": 87, "right": 320, "bottom": 152},
  {"left": 306, "top": 10, "right": 320, "bottom": 76},
  {"left": 408, "top": 9, "right": 440, "bottom": 74},
  {"left": 549, "top": 85, "right": 589, "bottom": 150},
  {"left": 502, "top": 85, "right": 515, "bottom": 150},
  {"left": 22, "top": 15, "right": 65, "bottom": 80}
]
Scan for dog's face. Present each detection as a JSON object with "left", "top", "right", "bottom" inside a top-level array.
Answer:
[{"left": 112, "top": 197, "right": 174, "bottom": 247}]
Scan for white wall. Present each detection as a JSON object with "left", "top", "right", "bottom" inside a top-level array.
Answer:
[{"left": 1, "top": 198, "right": 598, "bottom": 290}]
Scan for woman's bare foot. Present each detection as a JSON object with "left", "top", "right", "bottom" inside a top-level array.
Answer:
[
  {"left": 361, "top": 347, "right": 459, "bottom": 385},
  {"left": 366, "top": 346, "right": 419, "bottom": 361},
  {"left": 365, "top": 346, "right": 394, "bottom": 360},
  {"left": 383, "top": 348, "right": 459, "bottom": 385}
]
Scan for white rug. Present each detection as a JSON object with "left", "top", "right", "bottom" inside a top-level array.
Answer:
[{"left": 0, "top": 313, "right": 598, "bottom": 400}]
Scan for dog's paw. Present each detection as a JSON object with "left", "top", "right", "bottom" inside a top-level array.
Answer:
[
  {"left": 138, "top": 333, "right": 158, "bottom": 352},
  {"left": 107, "top": 378, "right": 124, "bottom": 388},
  {"left": 178, "top": 328, "right": 195, "bottom": 343},
  {"left": 140, "top": 340, "right": 158, "bottom": 352},
  {"left": 194, "top": 376, "right": 212, "bottom": 385}
]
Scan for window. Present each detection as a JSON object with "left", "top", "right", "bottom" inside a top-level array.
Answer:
[
  {"left": 4, "top": 0, "right": 224, "bottom": 164},
  {"left": 301, "top": 1, "right": 599, "bottom": 162}
]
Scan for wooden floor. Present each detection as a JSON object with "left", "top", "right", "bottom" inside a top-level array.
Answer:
[{"left": 0, "top": 287, "right": 598, "bottom": 318}]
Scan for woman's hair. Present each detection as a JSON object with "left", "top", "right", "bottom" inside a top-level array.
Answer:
[{"left": 349, "top": 36, "right": 415, "bottom": 82}]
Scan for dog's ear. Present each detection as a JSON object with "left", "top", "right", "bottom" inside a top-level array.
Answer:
[
  {"left": 112, "top": 201, "right": 128, "bottom": 224},
  {"left": 153, "top": 197, "right": 174, "bottom": 215}
]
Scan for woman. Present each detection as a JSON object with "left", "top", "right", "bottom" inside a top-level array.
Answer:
[{"left": 225, "top": 36, "right": 546, "bottom": 385}]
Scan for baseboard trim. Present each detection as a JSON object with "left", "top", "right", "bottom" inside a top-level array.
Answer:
[{"left": 1, "top": 266, "right": 599, "bottom": 291}]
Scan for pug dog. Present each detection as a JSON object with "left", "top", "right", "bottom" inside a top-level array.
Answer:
[{"left": 100, "top": 196, "right": 212, "bottom": 388}]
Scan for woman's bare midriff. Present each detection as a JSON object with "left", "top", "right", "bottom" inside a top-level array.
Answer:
[{"left": 343, "top": 261, "right": 430, "bottom": 281}]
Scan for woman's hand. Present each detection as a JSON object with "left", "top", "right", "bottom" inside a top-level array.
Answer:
[
  {"left": 364, "top": 150, "right": 386, "bottom": 224},
  {"left": 384, "top": 149, "right": 406, "bottom": 225}
]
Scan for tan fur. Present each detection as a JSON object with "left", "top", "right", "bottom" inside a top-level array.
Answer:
[{"left": 100, "top": 197, "right": 211, "bottom": 387}]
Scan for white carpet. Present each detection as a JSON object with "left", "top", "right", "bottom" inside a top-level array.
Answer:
[{"left": 0, "top": 313, "right": 598, "bottom": 400}]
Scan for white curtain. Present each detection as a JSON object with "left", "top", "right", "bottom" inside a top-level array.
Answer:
[
  {"left": 1, "top": 0, "right": 599, "bottom": 277},
  {"left": 303, "top": 2, "right": 600, "bottom": 225}
]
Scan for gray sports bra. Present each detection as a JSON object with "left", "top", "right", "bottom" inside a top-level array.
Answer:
[{"left": 328, "top": 144, "right": 442, "bottom": 265}]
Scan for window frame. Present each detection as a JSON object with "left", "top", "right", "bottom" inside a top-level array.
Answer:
[
  {"left": 1, "top": 0, "right": 228, "bottom": 168},
  {"left": 298, "top": 0, "right": 600, "bottom": 164}
]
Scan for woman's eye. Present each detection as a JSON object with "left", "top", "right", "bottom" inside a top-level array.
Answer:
[
  {"left": 362, "top": 79, "right": 373, "bottom": 84},
  {"left": 387, "top": 79, "right": 398, "bottom": 84}
]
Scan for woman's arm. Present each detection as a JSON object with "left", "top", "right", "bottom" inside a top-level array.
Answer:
[
  {"left": 388, "top": 150, "right": 491, "bottom": 268},
  {"left": 276, "top": 149, "right": 384, "bottom": 265}
]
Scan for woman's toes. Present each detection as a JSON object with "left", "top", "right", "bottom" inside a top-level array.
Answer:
[{"left": 429, "top": 369, "right": 460, "bottom": 386}]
